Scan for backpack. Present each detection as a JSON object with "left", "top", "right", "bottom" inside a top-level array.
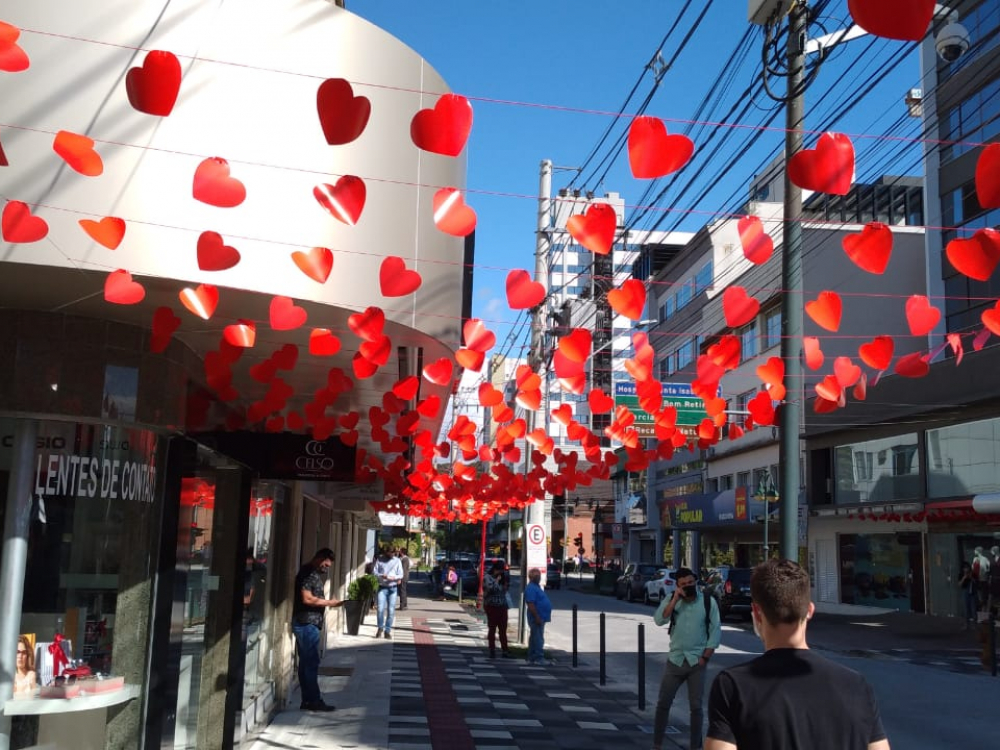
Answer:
[{"left": 668, "top": 593, "right": 714, "bottom": 639}]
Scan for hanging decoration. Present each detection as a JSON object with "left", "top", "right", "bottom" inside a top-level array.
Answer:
[
  {"left": 197, "top": 231, "right": 241, "bottom": 271},
  {"left": 627, "top": 115, "right": 695, "bottom": 179},
  {"left": 79, "top": 217, "right": 126, "bottom": 250},
  {"left": 125, "top": 50, "right": 181, "bottom": 115},
  {"left": 847, "top": 0, "right": 936, "bottom": 42},
  {"left": 842, "top": 222, "right": 892, "bottom": 274},
  {"left": 316, "top": 77, "right": 371, "bottom": 145},
  {"left": 787, "top": 132, "right": 855, "bottom": 195},
  {"left": 433, "top": 187, "right": 477, "bottom": 236},
  {"left": 738, "top": 215, "right": 774, "bottom": 265},
  {"left": 410, "top": 93, "right": 473, "bottom": 157},
  {"left": 192, "top": 157, "right": 246, "bottom": 208},
  {"left": 0, "top": 21, "right": 30, "bottom": 72},
  {"left": 566, "top": 202, "right": 617, "bottom": 255},
  {"left": 2, "top": 200, "right": 48, "bottom": 243},
  {"left": 53, "top": 130, "right": 104, "bottom": 176},
  {"left": 379, "top": 255, "right": 422, "bottom": 297}
]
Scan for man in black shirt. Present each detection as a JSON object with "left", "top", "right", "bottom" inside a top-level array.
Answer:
[
  {"left": 706, "top": 559, "right": 890, "bottom": 750},
  {"left": 292, "top": 548, "right": 342, "bottom": 712}
]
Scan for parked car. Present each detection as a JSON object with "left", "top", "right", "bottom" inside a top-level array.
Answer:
[
  {"left": 705, "top": 566, "right": 754, "bottom": 619},
  {"left": 438, "top": 558, "right": 480, "bottom": 596},
  {"left": 615, "top": 563, "right": 669, "bottom": 602},
  {"left": 546, "top": 563, "right": 562, "bottom": 589},
  {"left": 643, "top": 568, "right": 677, "bottom": 604}
]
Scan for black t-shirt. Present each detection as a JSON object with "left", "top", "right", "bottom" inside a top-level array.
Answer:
[
  {"left": 707, "top": 648, "right": 886, "bottom": 750},
  {"left": 292, "top": 564, "right": 326, "bottom": 627}
]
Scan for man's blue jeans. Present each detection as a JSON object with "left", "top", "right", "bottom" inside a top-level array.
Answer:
[
  {"left": 377, "top": 586, "right": 397, "bottom": 633},
  {"left": 528, "top": 620, "right": 545, "bottom": 662},
  {"left": 292, "top": 622, "right": 321, "bottom": 704}
]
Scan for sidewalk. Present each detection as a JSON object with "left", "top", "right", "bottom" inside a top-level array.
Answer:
[{"left": 249, "top": 584, "right": 675, "bottom": 750}]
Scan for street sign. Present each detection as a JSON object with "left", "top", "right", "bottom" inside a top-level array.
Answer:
[
  {"left": 526, "top": 523, "right": 547, "bottom": 570},
  {"left": 613, "top": 382, "right": 710, "bottom": 437}
]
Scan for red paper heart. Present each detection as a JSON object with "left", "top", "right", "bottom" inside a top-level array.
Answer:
[
  {"left": 588, "top": 389, "right": 614, "bottom": 414},
  {"left": 858, "top": 335, "right": 894, "bottom": 371},
  {"left": 833, "top": 356, "right": 862, "bottom": 388},
  {"left": 410, "top": 93, "right": 473, "bottom": 157},
  {"left": 804, "top": 336, "right": 824, "bottom": 370},
  {"left": 196, "top": 231, "right": 240, "bottom": 271},
  {"left": 723, "top": 286, "right": 760, "bottom": 328},
  {"left": 309, "top": 328, "right": 341, "bottom": 356},
  {"left": 316, "top": 78, "right": 371, "bottom": 145},
  {"left": 193, "top": 157, "right": 245, "bottom": 208},
  {"left": 756, "top": 356, "right": 786, "bottom": 400},
  {"left": 558, "top": 328, "right": 592, "bottom": 363},
  {"left": 848, "top": 0, "right": 935, "bottom": 42},
  {"left": 787, "top": 132, "right": 855, "bottom": 195},
  {"left": 463, "top": 318, "right": 496, "bottom": 352},
  {"left": 292, "top": 246, "right": 334, "bottom": 283},
  {"left": 360, "top": 335, "right": 390, "bottom": 365},
  {"left": 0, "top": 22, "right": 30, "bottom": 73},
  {"left": 126, "top": 50, "right": 181, "bottom": 116},
  {"left": 352, "top": 352, "right": 378, "bottom": 379},
  {"left": 391, "top": 376, "right": 419, "bottom": 401},
  {"left": 433, "top": 187, "right": 477, "bottom": 237},
  {"left": 738, "top": 215, "right": 773, "bottom": 265},
  {"left": 982, "top": 302, "right": 1000, "bottom": 336},
  {"left": 976, "top": 143, "right": 1000, "bottom": 209},
  {"left": 813, "top": 396, "right": 840, "bottom": 414},
  {"left": 843, "top": 222, "right": 892, "bottom": 274},
  {"left": 946, "top": 229, "right": 1000, "bottom": 282},
  {"left": 417, "top": 395, "right": 441, "bottom": 418},
  {"left": 2, "top": 200, "right": 48, "bottom": 243},
  {"left": 249, "top": 360, "right": 277, "bottom": 383},
  {"left": 607, "top": 279, "right": 646, "bottom": 321},
  {"left": 805, "top": 291, "right": 842, "bottom": 332},
  {"left": 179, "top": 284, "right": 219, "bottom": 319},
  {"left": 224, "top": 320, "right": 256, "bottom": 348},
  {"left": 150, "top": 306, "right": 181, "bottom": 353},
  {"left": 627, "top": 116, "right": 694, "bottom": 179},
  {"left": 747, "top": 391, "right": 775, "bottom": 426},
  {"left": 455, "top": 348, "right": 485, "bottom": 371},
  {"left": 423, "top": 357, "right": 454, "bottom": 386},
  {"left": 269, "top": 296, "right": 307, "bottom": 331},
  {"left": 894, "top": 351, "right": 930, "bottom": 378},
  {"left": 53, "top": 130, "right": 103, "bottom": 176},
  {"left": 566, "top": 203, "right": 617, "bottom": 255},
  {"left": 728, "top": 423, "right": 745, "bottom": 441},
  {"left": 505, "top": 269, "right": 546, "bottom": 310},
  {"left": 853, "top": 372, "right": 868, "bottom": 401},
  {"left": 478, "top": 383, "right": 503, "bottom": 407},
  {"left": 313, "top": 176, "right": 366, "bottom": 225},
  {"left": 380, "top": 256, "right": 422, "bottom": 297},
  {"left": 104, "top": 269, "right": 145, "bottom": 305},
  {"left": 348, "top": 306, "right": 385, "bottom": 342},
  {"left": 905, "top": 295, "right": 941, "bottom": 336},
  {"left": 0, "top": 131, "right": 7, "bottom": 166},
  {"left": 79, "top": 217, "right": 125, "bottom": 250},
  {"left": 707, "top": 335, "right": 741, "bottom": 371}
]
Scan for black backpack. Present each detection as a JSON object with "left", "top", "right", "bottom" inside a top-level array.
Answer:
[{"left": 668, "top": 593, "right": 714, "bottom": 638}]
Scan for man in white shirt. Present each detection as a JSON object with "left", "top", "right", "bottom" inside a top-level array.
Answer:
[{"left": 373, "top": 547, "right": 404, "bottom": 640}]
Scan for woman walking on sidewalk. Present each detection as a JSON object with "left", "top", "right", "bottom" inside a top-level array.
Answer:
[{"left": 484, "top": 561, "right": 513, "bottom": 658}]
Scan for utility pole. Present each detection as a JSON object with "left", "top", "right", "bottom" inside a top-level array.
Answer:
[{"left": 779, "top": 1, "right": 807, "bottom": 563}]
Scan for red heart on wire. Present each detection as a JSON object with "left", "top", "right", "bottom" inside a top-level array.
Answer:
[
  {"left": 79, "top": 217, "right": 125, "bottom": 249},
  {"left": 433, "top": 187, "right": 477, "bottom": 236},
  {"left": 894, "top": 351, "right": 930, "bottom": 378},
  {"left": 463, "top": 318, "right": 496, "bottom": 352},
  {"left": 348, "top": 306, "right": 385, "bottom": 341},
  {"left": 756, "top": 357, "right": 785, "bottom": 400},
  {"left": 193, "top": 158, "right": 246, "bottom": 207},
  {"left": 417, "top": 395, "right": 441, "bottom": 418},
  {"left": 567, "top": 203, "right": 617, "bottom": 255},
  {"left": 815, "top": 375, "right": 843, "bottom": 403},
  {"left": 316, "top": 78, "right": 371, "bottom": 145},
  {"left": 946, "top": 229, "right": 1000, "bottom": 281},
  {"left": 853, "top": 372, "right": 868, "bottom": 401},
  {"left": 0, "top": 131, "right": 7, "bottom": 166},
  {"left": 197, "top": 231, "right": 241, "bottom": 271},
  {"left": 588, "top": 388, "right": 614, "bottom": 415},
  {"left": 394, "top": 376, "right": 420, "bottom": 401},
  {"left": 805, "top": 291, "right": 842, "bottom": 332},
  {"left": 558, "top": 328, "right": 592, "bottom": 363},
  {"left": 292, "top": 246, "right": 334, "bottom": 283},
  {"left": 270, "top": 295, "right": 307, "bottom": 331},
  {"left": 723, "top": 286, "right": 760, "bottom": 328},
  {"left": 738, "top": 215, "right": 773, "bottom": 265},
  {"left": 104, "top": 269, "right": 145, "bottom": 305},
  {"left": 905, "top": 295, "right": 941, "bottom": 336},
  {"left": 379, "top": 256, "right": 422, "bottom": 297},
  {"left": 847, "top": 0, "right": 936, "bottom": 42},
  {"left": 858, "top": 335, "right": 894, "bottom": 371},
  {"left": 352, "top": 352, "right": 379, "bottom": 379},
  {"left": 478, "top": 382, "right": 503, "bottom": 407},
  {"left": 787, "top": 132, "right": 855, "bottom": 195},
  {"left": 833, "top": 356, "right": 862, "bottom": 388},
  {"left": 410, "top": 93, "right": 473, "bottom": 156},
  {"left": 627, "top": 116, "right": 694, "bottom": 179},
  {"left": 455, "top": 348, "right": 485, "bottom": 371},
  {"left": 607, "top": 279, "right": 646, "bottom": 321},
  {"left": 747, "top": 391, "right": 775, "bottom": 426},
  {"left": 179, "top": 284, "right": 219, "bottom": 319},
  {"left": 126, "top": 50, "right": 181, "bottom": 116},
  {"left": 53, "top": 130, "right": 103, "bottom": 176},
  {"left": 224, "top": 320, "right": 256, "bottom": 348},
  {"left": 309, "top": 328, "right": 341, "bottom": 356},
  {"left": 150, "top": 306, "right": 181, "bottom": 353},
  {"left": 2, "top": 200, "right": 48, "bottom": 242},
  {"left": 804, "top": 336, "right": 824, "bottom": 370},
  {"left": 359, "top": 335, "right": 390, "bottom": 365},
  {"left": 0, "top": 21, "right": 30, "bottom": 73},
  {"left": 423, "top": 357, "right": 454, "bottom": 386},
  {"left": 505, "top": 269, "right": 546, "bottom": 309},
  {"left": 313, "top": 176, "right": 366, "bottom": 225},
  {"left": 983, "top": 302, "right": 1000, "bottom": 336},
  {"left": 843, "top": 222, "right": 892, "bottom": 274},
  {"left": 976, "top": 143, "right": 1000, "bottom": 209}
]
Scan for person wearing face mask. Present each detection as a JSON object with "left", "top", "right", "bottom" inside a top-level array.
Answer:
[
  {"left": 292, "top": 548, "right": 343, "bottom": 712},
  {"left": 705, "top": 559, "right": 890, "bottom": 750},
  {"left": 651, "top": 567, "right": 721, "bottom": 750}
]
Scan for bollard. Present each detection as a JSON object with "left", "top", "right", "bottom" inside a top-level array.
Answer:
[
  {"left": 599, "top": 612, "right": 606, "bottom": 686},
  {"left": 572, "top": 604, "right": 579, "bottom": 668},
  {"left": 458, "top": 577, "right": 463, "bottom": 604},
  {"left": 638, "top": 622, "right": 646, "bottom": 710},
  {"left": 991, "top": 611, "right": 997, "bottom": 677}
]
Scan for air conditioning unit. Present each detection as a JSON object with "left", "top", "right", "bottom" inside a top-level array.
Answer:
[{"left": 748, "top": 0, "right": 788, "bottom": 25}]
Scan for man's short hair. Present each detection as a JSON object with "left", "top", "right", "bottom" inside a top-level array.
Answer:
[
  {"left": 313, "top": 547, "right": 335, "bottom": 563},
  {"left": 751, "top": 559, "right": 811, "bottom": 625},
  {"left": 671, "top": 567, "right": 696, "bottom": 582}
]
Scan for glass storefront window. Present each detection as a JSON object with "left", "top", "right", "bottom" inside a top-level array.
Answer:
[
  {"left": 243, "top": 483, "right": 281, "bottom": 705},
  {"left": 834, "top": 433, "right": 920, "bottom": 504},
  {"left": 838, "top": 533, "right": 924, "bottom": 612},
  {"left": 926, "top": 417, "right": 1000, "bottom": 498}
]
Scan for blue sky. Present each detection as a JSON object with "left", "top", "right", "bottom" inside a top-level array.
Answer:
[{"left": 350, "top": 1, "right": 923, "bottom": 345}]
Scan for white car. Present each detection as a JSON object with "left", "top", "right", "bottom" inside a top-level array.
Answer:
[{"left": 644, "top": 568, "right": 676, "bottom": 605}]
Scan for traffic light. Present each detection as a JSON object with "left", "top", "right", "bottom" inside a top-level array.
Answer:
[{"left": 574, "top": 533, "right": 583, "bottom": 550}]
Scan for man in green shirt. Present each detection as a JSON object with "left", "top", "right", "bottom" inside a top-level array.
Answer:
[{"left": 651, "top": 567, "right": 721, "bottom": 750}]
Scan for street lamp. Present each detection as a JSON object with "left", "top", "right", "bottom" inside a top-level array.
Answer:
[{"left": 754, "top": 470, "right": 779, "bottom": 560}]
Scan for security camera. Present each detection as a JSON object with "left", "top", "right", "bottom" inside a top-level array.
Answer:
[{"left": 936, "top": 22, "right": 970, "bottom": 63}]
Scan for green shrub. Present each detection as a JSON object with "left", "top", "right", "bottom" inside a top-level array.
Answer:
[{"left": 347, "top": 573, "right": 379, "bottom": 600}]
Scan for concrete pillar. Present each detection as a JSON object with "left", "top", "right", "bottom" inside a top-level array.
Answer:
[
  {"left": 689, "top": 531, "right": 702, "bottom": 574},
  {"left": 672, "top": 529, "right": 682, "bottom": 568}
]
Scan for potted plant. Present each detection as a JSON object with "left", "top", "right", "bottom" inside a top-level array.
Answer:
[{"left": 343, "top": 573, "right": 378, "bottom": 635}]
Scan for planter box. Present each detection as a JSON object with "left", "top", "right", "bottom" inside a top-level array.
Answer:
[{"left": 343, "top": 600, "right": 365, "bottom": 635}]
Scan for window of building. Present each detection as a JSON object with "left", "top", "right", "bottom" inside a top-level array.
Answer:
[
  {"left": 838, "top": 533, "right": 922, "bottom": 612},
  {"left": 736, "top": 471, "right": 751, "bottom": 488},
  {"left": 718, "top": 474, "right": 734, "bottom": 491},
  {"left": 738, "top": 321, "right": 758, "bottom": 360},
  {"left": 733, "top": 389, "right": 756, "bottom": 416},
  {"left": 675, "top": 281, "right": 693, "bottom": 310},
  {"left": 675, "top": 339, "right": 694, "bottom": 373},
  {"left": 833, "top": 433, "right": 920, "bottom": 504},
  {"left": 926, "top": 416, "right": 1000, "bottom": 498},
  {"left": 764, "top": 309, "right": 781, "bottom": 350},
  {"left": 694, "top": 261, "right": 713, "bottom": 295}
]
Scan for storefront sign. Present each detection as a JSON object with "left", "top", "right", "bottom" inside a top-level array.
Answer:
[
  {"left": 198, "top": 431, "right": 356, "bottom": 481},
  {"left": 735, "top": 487, "right": 748, "bottom": 521},
  {"left": 663, "top": 489, "right": 768, "bottom": 528}
]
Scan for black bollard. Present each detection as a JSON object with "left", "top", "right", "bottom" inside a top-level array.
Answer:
[
  {"left": 638, "top": 622, "right": 646, "bottom": 710},
  {"left": 572, "top": 603, "right": 579, "bottom": 668},
  {"left": 599, "top": 612, "right": 606, "bottom": 686},
  {"left": 991, "top": 611, "right": 997, "bottom": 677},
  {"left": 458, "top": 577, "right": 463, "bottom": 604}
]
